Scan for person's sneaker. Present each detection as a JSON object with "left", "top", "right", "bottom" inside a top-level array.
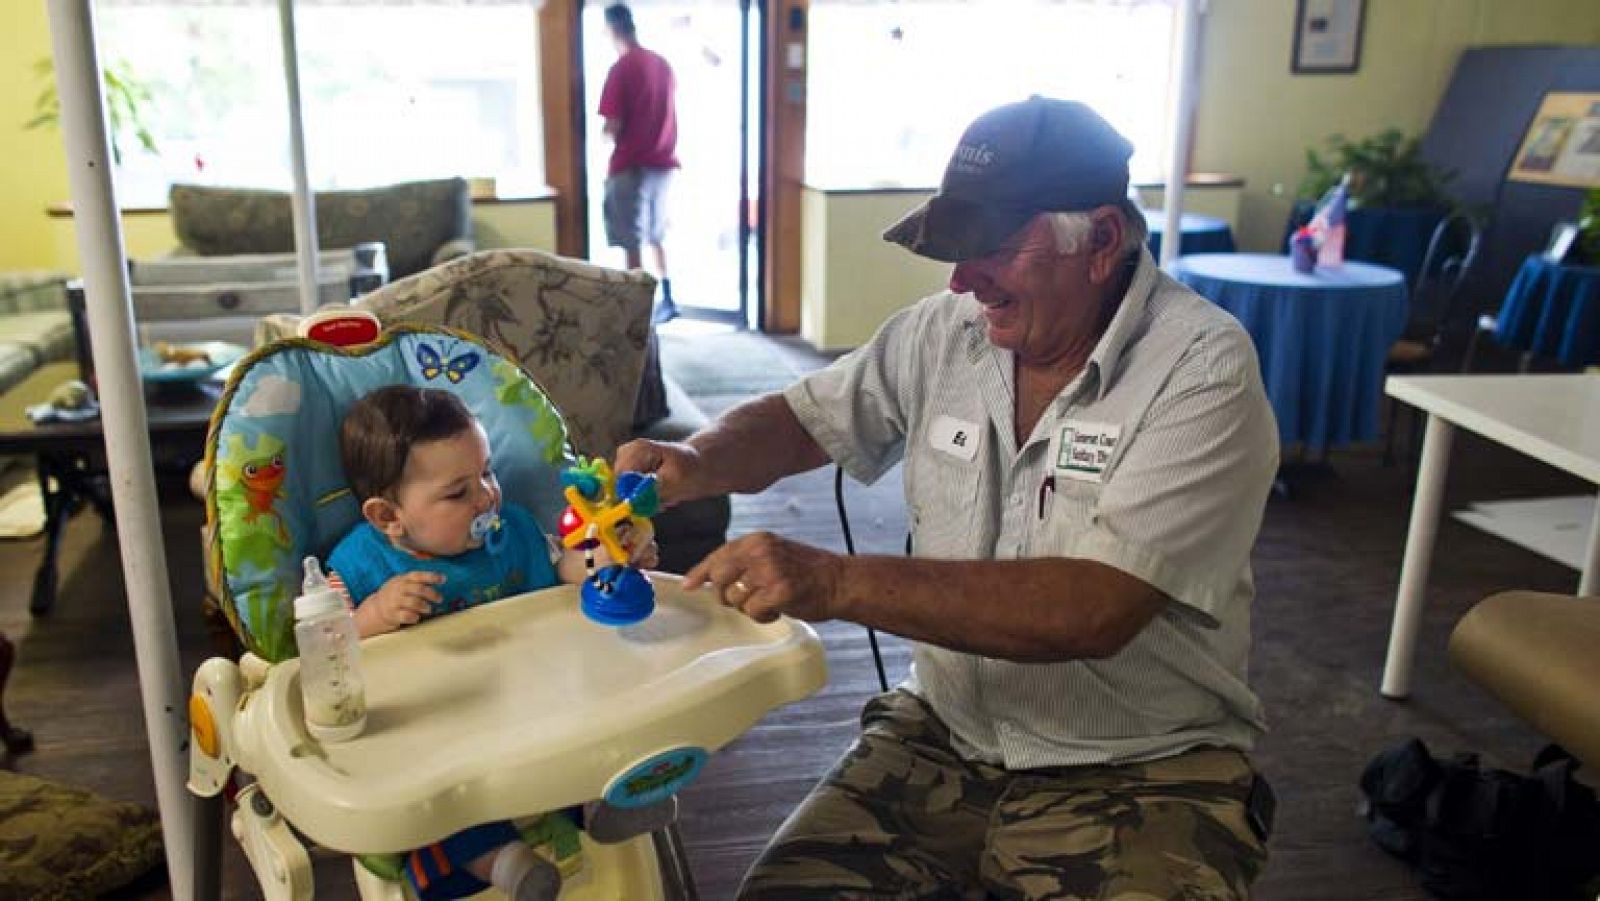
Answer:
[{"left": 651, "top": 297, "right": 680, "bottom": 325}]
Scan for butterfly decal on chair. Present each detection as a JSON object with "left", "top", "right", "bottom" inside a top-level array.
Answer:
[{"left": 416, "top": 341, "right": 481, "bottom": 384}]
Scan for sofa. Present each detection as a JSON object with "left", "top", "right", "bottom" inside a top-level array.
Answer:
[
  {"left": 0, "top": 273, "right": 74, "bottom": 397},
  {"left": 254, "top": 249, "right": 729, "bottom": 573},
  {"left": 169, "top": 177, "right": 475, "bottom": 280}
]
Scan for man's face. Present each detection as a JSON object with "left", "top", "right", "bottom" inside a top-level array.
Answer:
[{"left": 948, "top": 214, "right": 1109, "bottom": 364}]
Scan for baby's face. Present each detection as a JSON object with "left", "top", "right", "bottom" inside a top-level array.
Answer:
[{"left": 389, "top": 423, "right": 501, "bottom": 557}]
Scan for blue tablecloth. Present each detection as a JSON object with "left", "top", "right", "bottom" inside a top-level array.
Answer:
[
  {"left": 1144, "top": 211, "right": 1236, "bottom": 258},
  {"left": 1495, "top": 256, "right": 1600, "bottom": 367},
  {"left": 1172, "top": 253, "right": 1408, "bottom": 449}
]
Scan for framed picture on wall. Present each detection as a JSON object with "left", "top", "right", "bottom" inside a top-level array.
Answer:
[
  {"left": 1292, "top": 0, "right": 1366, "bottom": 75},
  {"left": 1509, "top": 93, "right": 1600, "bottom": 188}
]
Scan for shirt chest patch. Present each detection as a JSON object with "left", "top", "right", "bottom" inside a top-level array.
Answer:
[
  {"left": 1053, "top": 420, "right": 1122, "bottom": 483},
  {"left": 928, "top": 414, "right": 982, "bottom": 462}
]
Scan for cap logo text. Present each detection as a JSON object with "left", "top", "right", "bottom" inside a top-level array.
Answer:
[{"left": 951, "top": 142, "right": 995, "bottom": 173}]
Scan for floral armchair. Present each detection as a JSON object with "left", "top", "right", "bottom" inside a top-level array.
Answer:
[
  {"left": 254, "top": 249, "right": 728, "bottom": 573},
  {"left": 169, "top": 178, "right": 475, "bottom": 280}
]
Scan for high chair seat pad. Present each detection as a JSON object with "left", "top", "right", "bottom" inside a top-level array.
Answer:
[
  {"left": 205, "top": 325, "right": 572, "bottom": 661},
  {"left": 232, "top": 575, "right": 827, "bottom": 853}
]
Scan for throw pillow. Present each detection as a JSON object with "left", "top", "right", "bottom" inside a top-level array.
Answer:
[{"left": 0, "top": 770, "right": 164, "bottom": 900}]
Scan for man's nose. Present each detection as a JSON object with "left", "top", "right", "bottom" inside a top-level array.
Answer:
[{"left": 950, "top": 260, "right": 991, "bottom": 295}]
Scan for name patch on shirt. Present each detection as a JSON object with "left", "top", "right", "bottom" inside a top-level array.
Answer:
[
  {"left": 928, "top": 414, "right": 981, "bottom": 462},
  {"left": 1055, "top": 421, "right": 1121, "bottom": 482}
]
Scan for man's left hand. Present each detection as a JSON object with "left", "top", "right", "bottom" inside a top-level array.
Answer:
[{"left": 683, "top": 532, "right": 844, "bottom": 624}]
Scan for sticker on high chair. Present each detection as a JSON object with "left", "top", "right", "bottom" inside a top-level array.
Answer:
[{"left": 603, "top": 746, "right": 708, "bottom": 809}]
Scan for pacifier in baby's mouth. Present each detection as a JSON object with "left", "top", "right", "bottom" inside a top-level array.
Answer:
[{"left": 469, "top": 508, "right": 503, "bottom": 551}]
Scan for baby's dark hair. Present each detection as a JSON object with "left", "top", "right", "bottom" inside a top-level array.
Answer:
[{"left": 340, "top": 385, "right": 477, "bottom": 502}]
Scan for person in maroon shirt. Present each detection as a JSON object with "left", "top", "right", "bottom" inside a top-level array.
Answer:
[{"left": 600, "top": 3, "right": 681, "bottom": 323}]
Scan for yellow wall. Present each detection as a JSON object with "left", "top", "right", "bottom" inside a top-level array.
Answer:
[
  {"left": 800, "top": 187, "right": 950, "bottom": 352},
  {"left": 2, "top": 1, "right": 72, "bottom": 272},
  {"left": 2, "top": 1, "right": 555, "bottom": 274},
  {"left": 6, "top": 0, "right": 1599, "bottom": 281},
  {"left": 473, "top": 202, "right": 558, "bottom": 255},
  {"left": 797, "top": 0, "right": 1600, "bottom": 350},
  {"left": 1195, "top": 0, "right": 1600, "bottom": 253}
]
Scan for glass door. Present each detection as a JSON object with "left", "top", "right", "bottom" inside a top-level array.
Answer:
[{"left": 583, "top": 0, "right": 762, "bottom": 327}]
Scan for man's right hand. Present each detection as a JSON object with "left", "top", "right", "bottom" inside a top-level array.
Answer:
[{"left": 614, "top": 438, "right": 704, "bottom": 506}]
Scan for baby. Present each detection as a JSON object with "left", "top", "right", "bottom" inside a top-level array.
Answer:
[{"left": 327, "top": 385, "right": 668, "bottom": 901}]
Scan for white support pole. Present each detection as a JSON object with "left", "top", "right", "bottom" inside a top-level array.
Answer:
[
  {"left": 1159, "top": 0, "right": 1202, "bottom": 269},
  {"left": 278, "top": 0, "right": 321, "bottom": 314},
  {"left": 45, "top": 3, "right": 195, "bottom": 897}
]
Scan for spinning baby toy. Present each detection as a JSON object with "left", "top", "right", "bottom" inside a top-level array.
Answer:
[{"left": 558, "top": 458, "right": 661, "bottom": 626}]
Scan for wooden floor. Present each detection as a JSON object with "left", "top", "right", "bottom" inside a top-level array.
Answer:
[{"left": 0, "top": 332, "right": 1588, "bottom": 900}]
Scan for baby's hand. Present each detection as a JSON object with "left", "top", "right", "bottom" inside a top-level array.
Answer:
[{"left": 355, "top": 571, "right": 445, "bottom": 638}]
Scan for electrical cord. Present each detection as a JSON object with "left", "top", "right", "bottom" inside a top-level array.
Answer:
[{"left": 835, "top": 466, "right": 890, "bottom": 694}]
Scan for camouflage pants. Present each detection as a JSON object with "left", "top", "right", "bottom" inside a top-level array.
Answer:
[{"left": 738, "top": 691, "right": 1269, "bottom": 900}]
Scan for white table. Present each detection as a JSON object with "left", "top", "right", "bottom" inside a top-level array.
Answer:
[{"left": 1382, "top": 374, "right": 1600, "bottom": 698}]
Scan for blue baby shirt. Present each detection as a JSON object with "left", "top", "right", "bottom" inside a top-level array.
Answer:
[{"left": 327, "top": 503, "right": 559, "bottom": 616}]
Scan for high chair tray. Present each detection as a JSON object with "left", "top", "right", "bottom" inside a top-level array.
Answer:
[{"left": 235, "top": 575, "right": 827, "bottom": 853}]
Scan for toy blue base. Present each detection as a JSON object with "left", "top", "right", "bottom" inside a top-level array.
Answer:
[{"left": 581, "top": 566, "right": 655, "bottom": 626}]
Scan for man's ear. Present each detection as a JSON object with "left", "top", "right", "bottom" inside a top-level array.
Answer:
[
  {"left": 362, "top": 496, "right": 404, "bottom": 538},
  {"left": 1087, "top": 207, "right": 1127, "bottom": 283}
]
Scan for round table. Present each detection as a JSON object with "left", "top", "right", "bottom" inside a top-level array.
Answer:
[
  {"left": 1144, "top": 211, "right": 1236, "bottom": 258},
  {"left": 1171, "top": 253, "right": 1408, "bottom": 450},
  {"left": 1495, "top": 255, "right": 1600, "bottom": 368}
]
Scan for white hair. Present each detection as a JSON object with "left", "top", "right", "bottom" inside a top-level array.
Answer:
[{"left": 1043, "top": 198, "right": 1147, "bottom": 259}]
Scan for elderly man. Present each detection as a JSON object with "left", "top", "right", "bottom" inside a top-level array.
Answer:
[{"left": 617, "top": 98, "right": 1278, "bottom": 899}]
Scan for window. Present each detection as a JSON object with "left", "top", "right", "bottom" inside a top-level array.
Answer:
[
  {"left": 96, "top": 0, "right": 544, "bottom": 207},
  {"left": 805, "top": 0, "right": 1176, "bottom": 188}
]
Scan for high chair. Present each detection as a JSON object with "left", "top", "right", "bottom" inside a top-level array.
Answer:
[{"left": 185, "top": 321, "right": 827, "bottom": 899}]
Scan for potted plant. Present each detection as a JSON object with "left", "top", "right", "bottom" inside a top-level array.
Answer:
[
  {"left": 1292, "top": 129, "right": 1458, "bottom": 283},
  {"left": 24, "top": 57, "right": 158, "bottom": 165},
  {"left": 1577, "top": 187, "right": 1600, "bottom": 267},
  {"left": 1299, "top": 129, "right": 1456, "bottom": 210}
]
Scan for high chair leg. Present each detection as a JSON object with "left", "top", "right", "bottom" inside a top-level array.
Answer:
[
  {"left": 233, "top": 784, "right": 314, "bottom": 901},
  {"left": 650, "top": 824, "right": 699, "bottom": 901},
  {"left": 194, "top": 793, "right": 224, "bottom": 901}
]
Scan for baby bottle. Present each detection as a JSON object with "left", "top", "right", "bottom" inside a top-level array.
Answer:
[{"left": 293, "top": 556, "right": 368, "bottom": 742}]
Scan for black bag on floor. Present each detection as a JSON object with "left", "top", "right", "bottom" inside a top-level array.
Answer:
[{"left": 1360, "top": 739, "right": 1600, "bottom": 901}]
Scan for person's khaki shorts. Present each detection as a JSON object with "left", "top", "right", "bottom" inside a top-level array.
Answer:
[{"left": 604, "top": 167, "right": 673, "bottom": 252}]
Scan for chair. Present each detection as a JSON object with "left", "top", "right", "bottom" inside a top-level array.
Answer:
[
  {"left": 186, "top": 323, "right": 827, "bottom": 899},
  {"left": 169, "top": 178, "right": 475, "bottom": 280},
  {"left": 1449, "top": 591, "right": 1600, "bottom": 768},
  {"left": 1383, "top": 212, "right": 1483, "bottom": 465}
]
